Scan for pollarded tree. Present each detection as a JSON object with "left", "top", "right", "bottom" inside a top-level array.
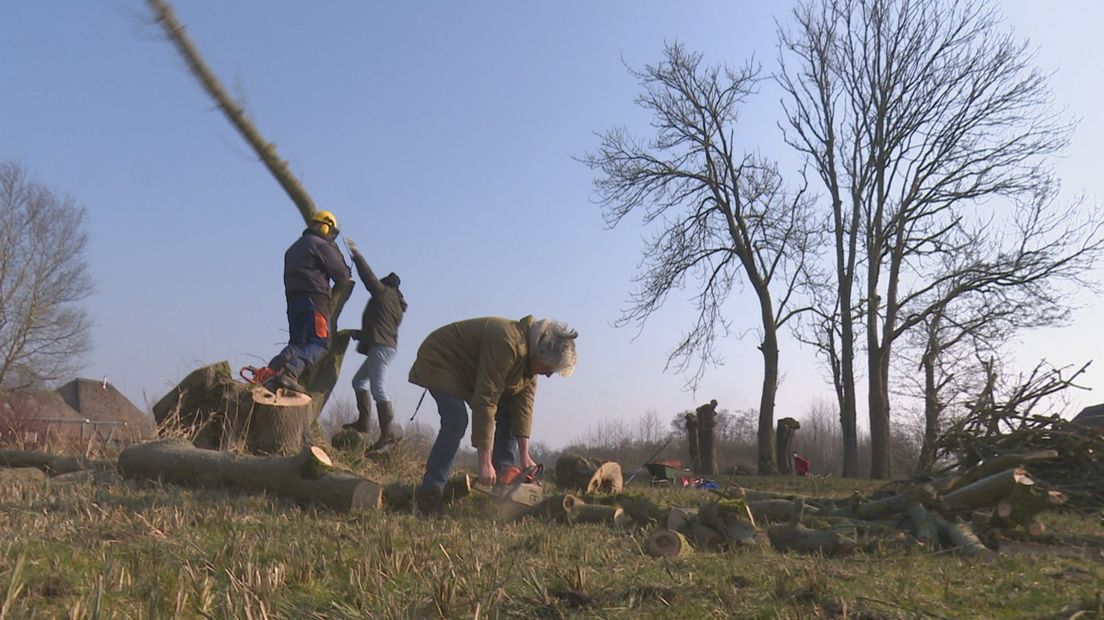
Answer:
[
  {"left": 0, "top": 161, "right": 94, "bottom": 388},
  {"left": 583, "top": 43, "right": 822, "bottom": 474},
  {"left": 778, "top": 0, "right": 1075, "bottom": 478}
]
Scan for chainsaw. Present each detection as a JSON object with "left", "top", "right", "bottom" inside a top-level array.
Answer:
[{"left": 475, "top": 464, "right": 545, "bottom": 513}]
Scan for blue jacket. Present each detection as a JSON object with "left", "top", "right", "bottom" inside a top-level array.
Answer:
[{"left": 283, "top": 229, "right": 352, "bottom": 306}]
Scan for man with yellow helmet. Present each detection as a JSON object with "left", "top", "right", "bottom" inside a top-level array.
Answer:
[{"left": 264, "top": 210, "right": 352, "bottom": 394}]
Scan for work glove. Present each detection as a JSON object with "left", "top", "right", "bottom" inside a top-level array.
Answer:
[{"left": 344, "top": 238, "right": 361, "bottom": 256}]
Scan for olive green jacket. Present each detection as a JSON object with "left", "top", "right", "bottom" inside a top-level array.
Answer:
[{"left": 408, "top": 316, "right": 537, "bottom": 450}]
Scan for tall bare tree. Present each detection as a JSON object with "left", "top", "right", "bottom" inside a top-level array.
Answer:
[
  {"left": 0, "top": 161, "right": 94, "bottom": 388},
  {"left": 583, "top": 44, "right": 821, "bottom": 474},
  {"left": 778, "top": 0, "right": 1075, "bottom": 477}
]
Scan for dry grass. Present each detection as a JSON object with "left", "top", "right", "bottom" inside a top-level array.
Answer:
[{"left": 0, "top": 453, "right": 1101, "bottom": 619}]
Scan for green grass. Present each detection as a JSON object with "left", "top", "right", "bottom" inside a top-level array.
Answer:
[{"left": 0, "top": 459, "right": 1101, "bottom": 619}]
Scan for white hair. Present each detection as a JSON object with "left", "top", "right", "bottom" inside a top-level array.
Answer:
[{"left": 529, "top": 319, "right": 578, "bottom": 377}]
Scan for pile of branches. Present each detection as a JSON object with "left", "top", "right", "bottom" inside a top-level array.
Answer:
[{"left": 934, "top": 362, "right": 1103, "bottom": 510}]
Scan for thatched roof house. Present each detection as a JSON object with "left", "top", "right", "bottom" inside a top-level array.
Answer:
[
  {"left": 0, "top": 379, "right": 155, "bottom": 449},
  {"left": 56, "top": 378, "right": 156, "bottom": 442}
]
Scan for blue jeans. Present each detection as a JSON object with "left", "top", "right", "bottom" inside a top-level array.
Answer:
[
  {"left": 419, "top": 390, "right": 518, "bottom": 490},
  {"left": 351, "top": 345, "right": 396, "bottom": 401},
  {"left": 268, "top": 295, "right": 330, "bottom": 379}
]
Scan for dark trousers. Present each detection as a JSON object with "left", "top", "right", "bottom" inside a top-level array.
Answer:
[
  {"left": 419, "top": 389, "right": 518, "bottom": 490},
  {"left": 268, "top": 294, "right": 330, "bottom": 379}
]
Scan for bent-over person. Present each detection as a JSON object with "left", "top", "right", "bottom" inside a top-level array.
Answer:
[{"left": 408, "top": 315, "right": 577, "bottom": 515}]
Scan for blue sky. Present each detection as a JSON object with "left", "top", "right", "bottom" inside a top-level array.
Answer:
[{"left": 2, "top": 1, "right": 1101, "bottom": 448}]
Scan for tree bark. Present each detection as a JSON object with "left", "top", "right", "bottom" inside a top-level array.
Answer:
[
  {"left": 118, "top": 438, "right": 381, "bottom": 512},
  {"left": 940, "top": 467, "right": 1034, "bottom": 513},
  {"left": 696, "top": 400, "right": 718, "bottom": 476},
  {"left": 0, "top": 450, "right": 87, "bottom": 475},
  {"left": 757, "top": 328, "right": 779, "bottom": 475},
  {"left": 684, "top": 413, "right": 700, "bottom": 473},
  {"left": 146, "top": 0, "right": 317, "bottom": 223},
  {"left": 554, "top": 453, "right": 623, "bottom": 493},
  {"left": 775, "top": 417, "right": 800, "bottom": 475}
]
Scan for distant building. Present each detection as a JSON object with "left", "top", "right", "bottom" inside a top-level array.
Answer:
[
  {"left": 55, "top": 379, "right": 156, "bottom": 442},
  {"left": 1071, "top": 403, "right": 1104, "bottom": 430},
  {"left": 0, "top": 379, "right": 155, "bottom": 449}
]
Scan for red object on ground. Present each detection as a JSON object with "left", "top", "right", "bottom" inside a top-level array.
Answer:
[{"left": 793, "top": 454, "right": 811, "bottom": 476}]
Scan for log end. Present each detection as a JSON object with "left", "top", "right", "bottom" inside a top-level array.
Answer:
[
  {"left": 645, "top": 528, "right": 693, "bottom": 558},
  {"left": 252, "top": 386, "right": 312, "bottom": 407}
]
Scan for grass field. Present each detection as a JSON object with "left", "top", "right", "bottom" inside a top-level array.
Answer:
[{"left": 0, "top": 450, "right": 1101, "bottom": 619}]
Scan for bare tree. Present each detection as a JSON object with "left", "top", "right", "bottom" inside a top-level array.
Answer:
[
  {"left": 778, "top": 0, "right": 1076, "bottom": 478},
  {"left": 0, "top": 161, "right": 94, "bottom": 388},
  {"left": 896, "top": 185, "right": 1103, "bottom": 472},
  {"left": 583, "top": 43, "right": 821, "bottom": 474}
]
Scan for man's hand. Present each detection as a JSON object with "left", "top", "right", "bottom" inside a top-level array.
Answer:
[
  {"left": 344, "top": 238, "right": 361, "bottom": 256},
  {"left": 516, "top": 436, "right": 536, "bottom": 470},
  {"left": 477, "top": 448, "right": 496, "bottom": 486}
]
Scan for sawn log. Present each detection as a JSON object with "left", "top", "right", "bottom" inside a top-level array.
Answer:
[{"left": 117, "top": 438, "right": 381, "bottom": 512}]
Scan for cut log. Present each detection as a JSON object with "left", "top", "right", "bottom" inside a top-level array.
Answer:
[
  {"left": 990, "top": 485, "right": 1067, "bottom": 532},
  {"left": 570, "top": 504, "right": 625, "bottom": 527},
  {"left": 941, "top": 467, "right": 1034, "bottom": 513},
  {"left": 532, "top": 493, "right": 584, "bottom": 521},
  {"left": 581, "top": 492, "right": 664, "bottom": 524},
  {"left": 906, "top": 503, "right": 939, "bottom": 548},
  {"left": 933, "top": 514, "right": 995, "bottom": 559},
  {"left": 0, "top": 467, "right": 47, "bottom": 484},
  {"left": 117, "top": 438, "right": 381, "bottom": 512},
  {"left": 666, "top": 507, "right": 697, "bottom": 531},
  {"left": 937, "top": 449, "right": 1060, "bottom": 494},
  {"left": 443, "top": 474, "right": 473, "bottom": 504},
  {"left": 766, "top": 498, "right": 856, "bottom": 557},
  {"left": 645, "top": 528, "right": 693, "bottom": 558},
  {"left": 747, "top": 499, "right": 801, "bottom": 523},
  {"left": 698, "top": 500, "right": 758, "bottom": 548},
  {"left": 0, "top": 450, "right": 87, "bottom": 475},
  {"left": 685, "top": 522, "right": 725, "bottom": 552},
  {"left": 554, "top": 453, "right": 623, "bottom": 494}
]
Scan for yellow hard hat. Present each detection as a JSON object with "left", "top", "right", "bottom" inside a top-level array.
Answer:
[{"left": 311, "top": 210, "right": 339, "bottom": 237}]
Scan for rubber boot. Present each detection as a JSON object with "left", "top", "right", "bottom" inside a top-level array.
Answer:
[
  {"left": 343, "top": 389, "right": 372, "bottom": 433},
  {"left": 370, "top": 400, "right": 403, "bottom": 452}
]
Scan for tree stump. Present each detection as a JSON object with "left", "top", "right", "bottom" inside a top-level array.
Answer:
[
  {"left": 685, "top": 413, "right": 701, "bottom": 473},
  {"left": 775, "top": 417, "right": 800, "bottom": 475},
  {"left": 696, "top": 400, "right": 718, "bottom": 475},
  {"left": 554, "top": 453, "right": 623, "bottom": 493},
  {"left": 117, "top": 438, "right": 381, "bottom": 512},
  {"left": 153, "top": 333, "right": 351, "bottom": 456}
]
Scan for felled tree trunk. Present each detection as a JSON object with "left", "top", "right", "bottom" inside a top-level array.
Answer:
[
  {"left": 117, "top": 438, "right": 381, "bottom": 513},
  {"left": 775, "top": 418, "right": 800, "bottom": 475},
  {"left": 766, "top": 498, "right": 856, "bottom": 557},
  {"left": 554, "top": 453, "right": 623, "bottom": 493},
  {"left": 0, "top": 450, "right": 87, "bottom": 475},
  {"left": 940, "top": 467, "right": 1034, "bottom": 513}
]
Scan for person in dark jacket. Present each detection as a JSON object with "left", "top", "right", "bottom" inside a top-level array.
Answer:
[
  {"left": 342, "top": 238, "right": 407, "bottom": 452},
  {"left": 264, "top": 210, "right": 352, "bottom": 394}
]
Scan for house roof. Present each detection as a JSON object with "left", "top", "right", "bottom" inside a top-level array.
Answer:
[
  {"left": 1071, "top": 403, "right": 1104, "bottom": 429},
  {"left": 55, "top": 379, "right": 156, "bottom": 440}
]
